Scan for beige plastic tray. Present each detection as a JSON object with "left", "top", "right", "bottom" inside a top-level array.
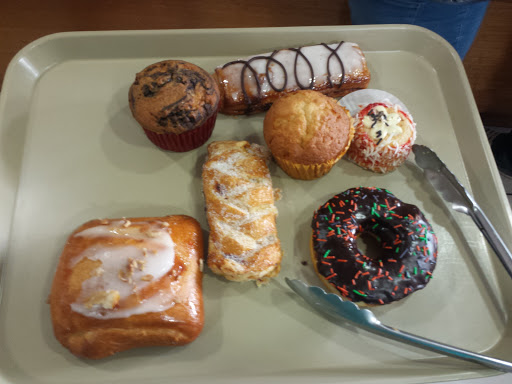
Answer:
[{"left": 1, "top": 26, "right": 512, "bottom": 384}]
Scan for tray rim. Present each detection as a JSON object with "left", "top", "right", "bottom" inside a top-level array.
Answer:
[{"left": 0, "top": 25, "right": 511, "bottom": 384}]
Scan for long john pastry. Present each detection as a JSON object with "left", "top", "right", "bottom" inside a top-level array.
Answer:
[
  {"left": 202, "top": 140, "right": 282, "bottom": 284},
  {"left": 214, "top": 41, "right": 371, "bottom": 114}
]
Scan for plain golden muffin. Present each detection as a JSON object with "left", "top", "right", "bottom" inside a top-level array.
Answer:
[
  {"left": 263, "top": 90, "right": 354, "bottom": 179},
  {"left": 129, "top": 60, "right": 220, "bottom": 151}
]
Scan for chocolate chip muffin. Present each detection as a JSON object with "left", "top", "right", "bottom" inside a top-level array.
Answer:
[{"left": 129, "top": 60, "right": 220, "bottom": 152}]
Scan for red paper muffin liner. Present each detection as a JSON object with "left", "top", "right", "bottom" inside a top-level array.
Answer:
[{"left": 143, "top": 112, "right": 218, "bottom": 152}]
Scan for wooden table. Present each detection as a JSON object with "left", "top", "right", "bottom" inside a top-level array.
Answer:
[{"left": 0, "top": 0, "right": 510, "bottom": 126}]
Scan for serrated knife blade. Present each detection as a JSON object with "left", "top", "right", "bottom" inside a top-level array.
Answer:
[{"left": 412, "top": 144, "right": 512, "bottom": 278}]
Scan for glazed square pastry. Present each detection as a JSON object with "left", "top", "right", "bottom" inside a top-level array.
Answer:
[
  {"left": 49, "top": 215, "right": 204, "bottom": 359},
  {"left": 202, "top": 140, "right": 282, "bottom": 284}
]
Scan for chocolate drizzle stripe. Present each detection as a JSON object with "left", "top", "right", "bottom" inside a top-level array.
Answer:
[
  {"left": 266, "top": 50, "right": 288, "bottom": 92},
  {"left": 240, "top": 58, "right": 263, "bottom": 108},
  {"left": 290, "top": 47, "right": 314, "bottom": 90},
  {"left": 321, "top": 42, "right": 345, "bottom": 87}
]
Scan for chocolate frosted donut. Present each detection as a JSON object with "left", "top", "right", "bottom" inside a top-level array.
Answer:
[{"left": 311, "top": 187, "right": 438, "bottom": 305}]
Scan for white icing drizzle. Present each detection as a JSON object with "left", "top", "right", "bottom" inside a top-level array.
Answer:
[
  {"left": 219, "top": 42, "right": 366, "bottom": 103},
  {"left": 70, "top": 220, "right": 176, "bottom": 319}
]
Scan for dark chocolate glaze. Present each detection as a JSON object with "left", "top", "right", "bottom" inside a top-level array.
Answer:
[
  {"left": 221, "top": 42, "right": 346, "bottom": 113},
  {"left": 311, "top": 187, "right": 438, "bottom": 305}
]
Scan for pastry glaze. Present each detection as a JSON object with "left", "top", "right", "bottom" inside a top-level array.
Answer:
[
  {"left": 311, "top": 187, "right": 438, "bottom": 305},
  {"left": 70, "top": 221, "right": 176, "bottom": 319},
  {"left": 214, "top": 42, "right": 370, "bottom": 115},
  {"left": 202, "top": 141, "right": 282, "bottom": 283},
  {"left": 49, "top": 215, "right": 204, "bottom": 359}
]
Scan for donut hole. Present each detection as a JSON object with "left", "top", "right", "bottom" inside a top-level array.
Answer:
[{"left": 356, "top": 233, "right": 382, "bottom": 260}]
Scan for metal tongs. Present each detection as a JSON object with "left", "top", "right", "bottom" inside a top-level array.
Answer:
[
  {"left": 412, "top": 144, "right": 512, "bottom": 278},
  {"left": 286, "top": 278, "right": 512, "bottom": 372}
]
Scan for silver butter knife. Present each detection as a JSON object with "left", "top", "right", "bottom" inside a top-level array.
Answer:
[
  {"left": 412, "top": 144, "right": 512, "bottom": 278},
  {"left": 286, "top": 278, "right": 512, "bottom": 372}
]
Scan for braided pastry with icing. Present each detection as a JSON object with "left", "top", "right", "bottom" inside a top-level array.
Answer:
[{"left": 202, "top": 141, "right": 282, "bottom": 284}]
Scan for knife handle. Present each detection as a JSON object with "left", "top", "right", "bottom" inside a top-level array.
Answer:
[{"left": 471, "top": 205, "right": 512, "bottom": 278}]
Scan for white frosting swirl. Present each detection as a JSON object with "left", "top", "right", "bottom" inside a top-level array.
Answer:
[{"left": 70, "top": 220, "right": 176, "bottom": 319}]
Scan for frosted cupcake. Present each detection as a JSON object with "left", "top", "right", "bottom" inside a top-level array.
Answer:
[
  {"left": 129, "top": 60, "right": 219, "bottom": 152},
  {"left": 339, "top": 89, "right": 416, "bottom": 173},
  {"left": 263, "top": 90, "right": 354, "bottom": 180}
]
